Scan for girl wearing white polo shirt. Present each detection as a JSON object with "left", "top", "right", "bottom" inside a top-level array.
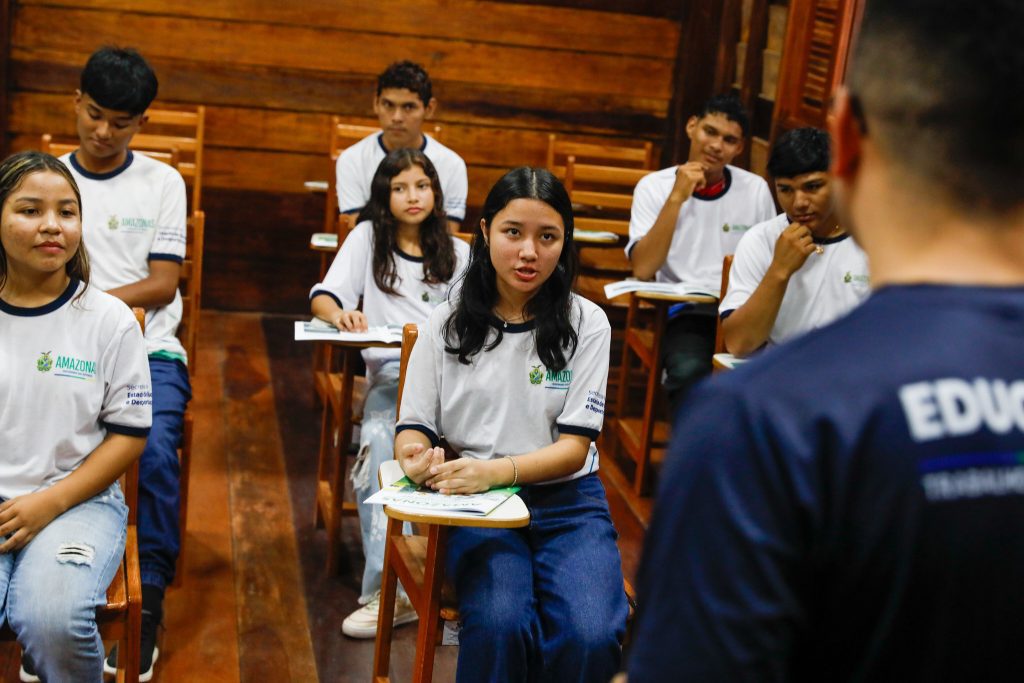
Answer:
[
  {"left": 396, "top": 167, "right": 627, "bottom": 682},
  {"left": 310, "top": 148, "right": 469, "bottom": 638},
  {"left": 0, "top": 151, "right": 151, "bottom": 681}
]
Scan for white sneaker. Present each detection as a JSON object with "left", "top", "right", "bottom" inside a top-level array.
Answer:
[{"left": 342, "top": 591, "right": 418, "bottom": 639}]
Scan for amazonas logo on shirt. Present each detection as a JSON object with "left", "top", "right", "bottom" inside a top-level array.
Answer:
[
  {"left": 843, "top": 271, "right": 870, "bottom": 285},
  {"left": 722, "top": 223, "right": 751, "bottom": 234},
  {"left": 528, "top": 365, "right": 572, "bottom": 390},
  {"left": 36, "top": 350, "right": 97, "bottom": 380},
  {"left": 107, "top": 214, "right": 156, "bottom": 234}
]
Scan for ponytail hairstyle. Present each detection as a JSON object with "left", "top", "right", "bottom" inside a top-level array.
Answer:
[
  {"left": 359, "top": 148, "right": 455, "bottom": 295},
  {"left": 443, "top": 166, "right": 579, "bottom": 372},
  {"left": 0, "top": 150, "right": 90, "bottom": 301}
]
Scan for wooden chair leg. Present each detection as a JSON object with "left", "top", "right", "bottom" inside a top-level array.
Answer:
[
  {"left": 413, "top": 525, "right": 448, "bottom": 683},
  {"left": 373, "top": 516, "right": 403, "bottom": 682},
  {"left": 123, "top": 527, "right": 142, "bottom": 683},
  {"left": 172, "top": 410, "right": 193, "bottom": 588}
]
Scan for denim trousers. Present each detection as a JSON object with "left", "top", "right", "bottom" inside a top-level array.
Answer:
[
  {"left": 350, "top": 361, "right": 402, "bottom": 602},
  {"left": 139, "top": 357, "right": 191, "bottom": 590},
  {"left": 1, "top": 484, "right": 127, "bottom": 682},
  {"left": 446, "top": 473, "right": 628, "bottom": 683}
]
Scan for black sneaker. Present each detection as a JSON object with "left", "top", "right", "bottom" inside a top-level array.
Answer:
[
  {"left": 18, "top": 655, "right": 40, "bottom": 683},
  {"left": 103, "top": 607, "right": 160, "bottom": 682}
]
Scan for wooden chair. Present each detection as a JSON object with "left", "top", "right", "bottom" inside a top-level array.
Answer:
[
  {"left": 546, "top": 133, "right": 655, "bottom": 180},
  {"left": 1, "top": 308, "right": 146, "bottom": 683},
  {"left": 173, "top": 210, "right": 205, "bottom": 586},
  {"left": 372, "top": 324, "right": 531, "bottom": 683}
]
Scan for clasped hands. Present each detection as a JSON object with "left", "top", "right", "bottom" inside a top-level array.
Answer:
[{"left": 397, "top": 443, "right": 508, "bottom": 495}]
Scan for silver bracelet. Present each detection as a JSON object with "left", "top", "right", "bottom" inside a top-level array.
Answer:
[{"left": 504, "top": 455, "right": 519, "bottom": 487}]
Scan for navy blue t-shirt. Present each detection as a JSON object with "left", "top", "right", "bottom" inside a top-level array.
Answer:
[{"left": 629, "top": 285, "right": 1024, "bottom": 682}]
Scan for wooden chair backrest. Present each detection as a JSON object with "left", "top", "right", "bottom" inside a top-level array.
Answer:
[
  {"left": 178, "top": 211, "right": 205, "bottom": 375},
  {"left": 39, "top": 104, "right": 205, "bottom": 211},
  {"left": 565, "top": 157, "right": 647, "bottom": 211},
  {"left": 714, "top": 254, "right": 735, "bottom": 354},
  {"left": 395, "top": 323, "right": 419, "bottom": 420},
  {"left": 547, "top": 133, "right": 654, "bottom": 180},
  {"left": 131, "top": 106, "right": 205, "bottom": 211}
]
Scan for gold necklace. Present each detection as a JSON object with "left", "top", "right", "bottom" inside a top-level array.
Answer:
[{"left": 814, "top": 225, "right": 844, "bottom": 254}]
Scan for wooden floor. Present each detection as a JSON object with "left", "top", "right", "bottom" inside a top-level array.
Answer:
[{"left": 0, "top": 311, "right": 645, "bottom": 682}]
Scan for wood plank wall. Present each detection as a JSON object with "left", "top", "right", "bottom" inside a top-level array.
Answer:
[{"left": 3, "top": 0, "right": 680, "bottom": 312}]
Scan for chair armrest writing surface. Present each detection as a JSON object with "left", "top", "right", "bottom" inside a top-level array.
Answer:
[
  {"left": 633, "top": 291, "right": 718, "bottom": 304},
  {"left": 378, "top": 461, "right": 530, "bottom": 529}
]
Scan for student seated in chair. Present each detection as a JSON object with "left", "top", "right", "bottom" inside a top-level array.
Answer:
[
  {"left": 396, "top": 167, "right": 627, "bottom": 683},
  {"left": 719, "top": 127, "right": 870, "bottom": 357},
  {"left": 0, "top": 151, "right": 151, "bottom": 683},
  {"left": 310, "top": 149, "right": 469, "bottom": 638},
  {"left": 58, "top": 46, "right": 189, "bottom": 681},
  {"left": 337, "top": 60, "right": 468, "bottom": 233},
  {"left": 626, "top": 94, "right": 775, "bottom": 409},
  {"left": 628, "top": 0, "right": 1024, "bottom": 680}
]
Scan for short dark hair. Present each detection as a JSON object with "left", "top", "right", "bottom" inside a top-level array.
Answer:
[
  {"left": 376, "top": 61, "right": 433, "bottom": 105},
  {"left": 767, "top": 127, "right": 830, "bottom": 179},
  {"left": 848, "top": 0, "right": 1023, "bottom": 214},
  {"left": 80, "top": 46, "right": 158, "bottom": 116},
  {"left": 695, "top": 93, "right": 750, "bottom": 136}
]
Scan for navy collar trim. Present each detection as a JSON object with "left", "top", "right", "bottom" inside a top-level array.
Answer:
[
  {"left": 490, "top": 317, "right": 535, "bottom": 333},
  {"left": 0, "top": 278, "right": 79, "bottom": 316},
  {"left": 395, "top": 246, "right": 424, "bottom": 263},
  {"left": 376, "top": 133, "right": 429, "bottom": 154},
  {"left": 691, "top": 166, "right": 732, "bottom": 202},
  {"left": 69, "top": 150, "right": 135, "bottom": 180},
  {"left": 812, "top": 232, "right": 850, "bottom": 245}
]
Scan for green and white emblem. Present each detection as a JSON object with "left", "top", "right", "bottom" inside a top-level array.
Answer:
[
  {"left": 107, "top": 215, "right": 119, "bottom": 230},
  {"left": 722, "top": 223, "right": 730, "bottom": 232},
  {"left": 844, "top": 271, "right": 853, "bottom": 283},
  {"left": 37, "top": 351, "right": 53, "bottom": 372},
  {"left": 529, "top": 365, "right": 544, "bottom": 385}
]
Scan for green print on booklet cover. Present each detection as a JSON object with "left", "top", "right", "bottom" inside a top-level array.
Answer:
[
  {"left": 529, "top": 365, "right": 544, "bottom": 385},
  {"left": 37, "top": 351, "right": 54, "bottom": 372}
]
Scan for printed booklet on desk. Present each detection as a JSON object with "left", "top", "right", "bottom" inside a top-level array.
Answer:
[
  {"left": 603, "top": 280, "right": 719, "bottom": 300},
  {"left": 294, "top": 319, "right": 403, "bottom": 343},
  {"left": 365, "top": 476, "right": 521, "bottom": 516}
]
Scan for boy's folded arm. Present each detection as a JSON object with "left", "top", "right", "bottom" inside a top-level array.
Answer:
[{"left": 106, "top": 260, "right": 181, "bottom": 309}]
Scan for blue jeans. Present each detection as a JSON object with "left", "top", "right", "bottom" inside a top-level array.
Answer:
[
  {"left": 139, "top": 357, "right": 191, "bottom": 590},
  {"left": 1, "top": 484, "right": 127, "bottom": 682},
  {"left": 446, "top": 473, "right": 628, "bottom": 683},
  {"left": 350, "top": 362, "right": 401, "bottom": 602}
]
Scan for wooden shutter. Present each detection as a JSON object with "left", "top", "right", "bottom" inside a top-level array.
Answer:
[{"left": 772, "top": 0, "right": 862, "bottom": 133}]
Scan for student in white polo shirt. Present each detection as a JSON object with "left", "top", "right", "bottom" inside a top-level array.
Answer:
[
  {"left": 59, "top": 47, "right": 186, "bottom": 681},
  {"left": 337, "top": 61, "right": 468, "bottom": 231},
  {"left": 627, "top": 94, "right": 776, "bottom": 410},
  {"left": 0, "top": 151, "right": 151, "bottom": 683},
  {"left": 397, "top": 167, "right": 627, "bottom": 683},
  {"left": 720, "top": 127, "right": 870, "bottom": 357}
]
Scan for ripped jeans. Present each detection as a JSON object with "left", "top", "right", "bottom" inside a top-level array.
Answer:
[
  {"left": 349, "top": 361, "right": 402, "bottom": 603},
  {"left": 0, "top": 483, "right": 127, "bottom": 682}
]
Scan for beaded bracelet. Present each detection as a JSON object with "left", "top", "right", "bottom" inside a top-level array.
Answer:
[{"left": 504, "top": 455, "right": 519, "bottom": 487}]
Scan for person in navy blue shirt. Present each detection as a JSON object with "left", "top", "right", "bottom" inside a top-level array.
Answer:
[{"left": 626, "top": 1, "right": 1024, "bottom": 681}]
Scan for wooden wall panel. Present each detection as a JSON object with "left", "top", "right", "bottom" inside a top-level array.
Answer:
[{"left": 6, "top": 0, "right": 680, "bottom": 312}]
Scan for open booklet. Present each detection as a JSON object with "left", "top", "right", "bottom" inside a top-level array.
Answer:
[
  {"left": 365, "top": 476, "right": 521, "bottom": 516},
  {"left": 293, "top": 319, "right": 403, "bottom": 343},
  {"left": 603, "top": 279, "right": 719, "bottom": 300}
]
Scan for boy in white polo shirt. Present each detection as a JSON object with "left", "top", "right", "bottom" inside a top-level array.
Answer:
[
  {"left": 720, "top": 127, "right": 870, "bottom": 357},
  {"left": 336, "top": 61, "right": 468, "bottom": 231},
  {"left": 59, "top": 46, "right": 187, "bottom": 682},
  {"left": 627, "top": 94, "right": 776, "bottom": 409}
]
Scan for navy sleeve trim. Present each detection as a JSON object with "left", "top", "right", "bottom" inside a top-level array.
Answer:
[
  {"left": 341, "top": 208, "right": 362, "bottom": 215},
  {"left": 720, "top": 309, "right": 735, "bottom": 321},
  {"left": 310, "top": 290, "right": 344, "bottom": 309},
  {"left": 446, "top": 215, "right": 464, "bottom": 223},
  {"left": 103, "top": 422, "right": 151, "bottom": 438},
  {"left": 149, "top": 253, "right": 184, "bottom": 264},
  {"left": 625, "top": 241, "right": 636, "bottom": 259},
  {"left": 396, "top": 424, "right": 440, "bottom": 447},
  {"left": 557, "top": 423, "right": 600, "bottom": 440}
]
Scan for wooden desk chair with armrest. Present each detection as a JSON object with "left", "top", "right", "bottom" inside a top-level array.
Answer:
[
  {"left": 373, "top": 325, "right": 638, "bottom": 683},
  {"left": 373, "top": 323, "right": 531, "bottom": 683},
  {"left": 1, "top": 308, "right": 147, "bottom": 683}
]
